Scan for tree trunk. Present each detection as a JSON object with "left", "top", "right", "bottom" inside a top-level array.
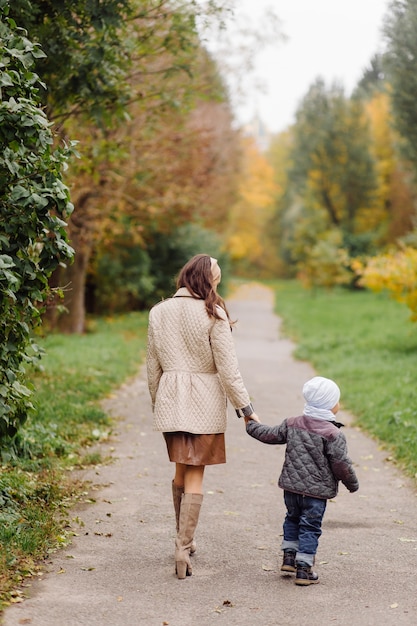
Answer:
[
  {"left": 44, "top": 191, "right": 96, "bottom": 333},
  {"left": 55, "top": 243, "right": 91, "bottom": 334}
]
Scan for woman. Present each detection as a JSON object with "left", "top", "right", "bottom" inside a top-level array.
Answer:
[{"left": 146, "top": 254, "right": 258, "bottom": 579}]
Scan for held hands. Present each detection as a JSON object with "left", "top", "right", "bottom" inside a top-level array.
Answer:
[{"left": 244, "top": 412, "right": 260, "bottom": 424}]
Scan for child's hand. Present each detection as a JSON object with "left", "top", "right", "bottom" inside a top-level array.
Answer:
[{"left": 244, "top": 412, "right": 260, "bottom": 424}]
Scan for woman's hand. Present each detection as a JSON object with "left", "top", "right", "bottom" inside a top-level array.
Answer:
[{"left": 244, "top": 412, "right": 260, "bottom": 424}]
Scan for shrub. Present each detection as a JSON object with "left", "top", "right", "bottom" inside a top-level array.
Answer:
[{"left": 0, "top": 4, "right": 74, "bottom": 443}]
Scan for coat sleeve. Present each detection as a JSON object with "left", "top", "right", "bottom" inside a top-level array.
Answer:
[
  {"left": 246, "top": 419, "right": 288, "bottom": 444},
  {"left": 326, "top": 432, "right": 359, "bottom": 492},
  {"left": 146, "top": 312, "right": 163, "bottom": 410},
  {"left": 209, "top": 314, "right": 251, "bottom": 409}
]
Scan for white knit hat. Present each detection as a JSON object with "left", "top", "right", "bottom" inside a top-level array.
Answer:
[{"left": 303, "top": 376, "right": 340, "bottom": 421}]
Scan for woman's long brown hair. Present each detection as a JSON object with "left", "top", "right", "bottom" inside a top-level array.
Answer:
[{"left": 176, "top": 254, "right": 233, "bottom": 322}]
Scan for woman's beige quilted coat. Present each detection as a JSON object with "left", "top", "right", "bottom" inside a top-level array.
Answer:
[{"left": 147, "top": 288, "right": 251, "bottom": 434}]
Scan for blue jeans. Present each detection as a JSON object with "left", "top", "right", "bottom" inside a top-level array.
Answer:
[{"left": 281, "top": 491, "right": 327, "bottom": 567}]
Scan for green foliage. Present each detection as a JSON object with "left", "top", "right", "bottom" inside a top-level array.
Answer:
[
  {"left": 353, "top": 53, "right": 386, "bottom": 99},
  {"left": 8, "top": 1, "right": 238, "bottom": 333},
  {"left": 8, "top": 0, "right": 226, "bottom": 124},
  {"left": 8, "top": 0, "right": 134, "bottom": 123},
  {"left": 11, "top": 311, "right": 148, "bottom": 465},
  {"left": 88, "top": 243, "right": 155, "bottom": 314},
  {"left": 88, "top": 223, "right": 229, "bottom": 312},
  {"left": 0, "top": 466, "right": 74, "bottom": 608},
  {"left": 145, "top": 224, "right": 230, "bottom": 305},
  {"left": 0, "top": 4, "right": 75, "bottom": 442},
  {"left": 272, "top": 280, "right": 417, "bottom": 480},
  {"left": 0, "top": 311, "right": 147, "bottom": 607},
  {"left": 297, "top": 229, "right": 351, "bottom": 289},
  {"left": 383, "top": 0, "right": 417, "bottom": 171},
  {"left": 269, "top": 78, "right": 386, "bottom": 283},
  {"left": 355, "top": 245, "right": 417, "bottom": 321},
  {"left": 289, "top": 78, "right": 378, "bottom": 237}
]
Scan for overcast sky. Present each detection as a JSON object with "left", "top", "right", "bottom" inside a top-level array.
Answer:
[{"left": 228, "top": 0, "right": 392, "bottom": 133}]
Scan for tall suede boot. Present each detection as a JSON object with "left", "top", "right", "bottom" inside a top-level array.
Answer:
[
  {"left": 172, "top": 481, "right": 196, "bottom": 554},
  {"left": 175, "top": 493, "right": 203, "bottom": 579}
]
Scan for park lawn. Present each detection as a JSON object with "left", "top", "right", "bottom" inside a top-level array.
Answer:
[
  {"left": 270, "top": 280, "right": 417, "bottom": 481},
  {"left": 0, "top": 312, "right": 148, "bottom": 610}
]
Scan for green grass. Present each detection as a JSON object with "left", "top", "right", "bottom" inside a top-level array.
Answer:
[
  {"left": 270, "top": 280, "right": 417, "bottom": 481},
  {"left": 0, "top": 312, "right": 148, "bottom": 610}
]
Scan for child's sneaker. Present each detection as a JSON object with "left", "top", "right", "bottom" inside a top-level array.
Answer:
[
  {"left": 280, "top": 550, "right": 296, "bottom": 573},
  {"left": 295, "top": 564, "right": 319, "bottom": 585}
]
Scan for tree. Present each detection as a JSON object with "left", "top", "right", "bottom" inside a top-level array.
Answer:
[
  {"left": 9, "top": 0, "right": 134, "bottom": 122},
  {"left": 9, "top": 0, "right": 233, "bottom": 332},
  {"left": 383, "top": 0, "right": 417, "bottom": 172},
  {"left": 290, "top": 79, "right": 379, "bottom": 237},
  {"left": 85, "top": 89, "right": 238, "bottom": 310},
  {"left": 354, "top": 53, "right": 386, "bottom": 99},
  {"left": 364, "top": 91, "right": 415, "bottom": 243},
  {"left": 85, "top": 50, "right": 242, "bottom": 311},
  {"left": 284, "top": 78, "right": 383, "bottom": 275},
  {"left": 265, "top": 129, "right": 295, "bottom": 276},
  {"left": 0, "top": 2, "right": 74, "bottom": 442},
  {"left": 227, "top": 136, "right": 278, "bottom": 277}
]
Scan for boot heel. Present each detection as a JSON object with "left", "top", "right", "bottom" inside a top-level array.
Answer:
[{"left": 176, "top": 561, "right": 191, "bottom": 579}]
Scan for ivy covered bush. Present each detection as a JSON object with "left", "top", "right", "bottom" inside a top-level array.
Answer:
[{"left": 0, "top": 1, "right": 74, "bottom": 445}]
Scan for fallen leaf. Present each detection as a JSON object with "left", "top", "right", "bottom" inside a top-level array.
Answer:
[
  {"left": 224, "top": 510, "right": 239, "bottom": 516},
  {"left": 81, "top": 567, "right": 95, "bottom": 571},
  {"left": 262, "top": 564, "right": 274, "bottom": 571},
  {"left": 117, "top": 596, "right": 123, "bottom": 602},
  {"left": 57, "top": 568, "right": 66, "bottom": 574},
  {"left": 393, "top": 520, "right": 404, "bottom": 525},
  {"left": 390, "top": 603, "right": 398, "bottom": 609},
  {"left": 399, "top": 537, "right": 417, "bottom": 543},
  {"left": 337, "top": 552, "right": 350, "bottom": 556},
  {"left": 223, "top": 600, "right": 233, "bottom": 607}
]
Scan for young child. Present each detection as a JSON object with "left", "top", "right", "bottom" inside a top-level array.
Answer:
[{"left": 245, "top": 376, "right": 359, "bottom": 586}]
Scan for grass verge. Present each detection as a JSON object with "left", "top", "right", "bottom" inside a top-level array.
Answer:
[
  {"left": 0, "top": 312, "right": 148, "bottom": 611},
  {"left": 269, "top": 280, "right": 417, "bottom": 482}
]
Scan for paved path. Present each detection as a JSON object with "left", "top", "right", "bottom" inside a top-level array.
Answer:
[{"left": 3, "top": 284, "right": 417, "bottom": 626}]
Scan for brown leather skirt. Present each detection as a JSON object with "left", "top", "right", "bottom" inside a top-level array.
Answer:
[{"left": 163, "top": 432, "right": 226, "bottom": 466}]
